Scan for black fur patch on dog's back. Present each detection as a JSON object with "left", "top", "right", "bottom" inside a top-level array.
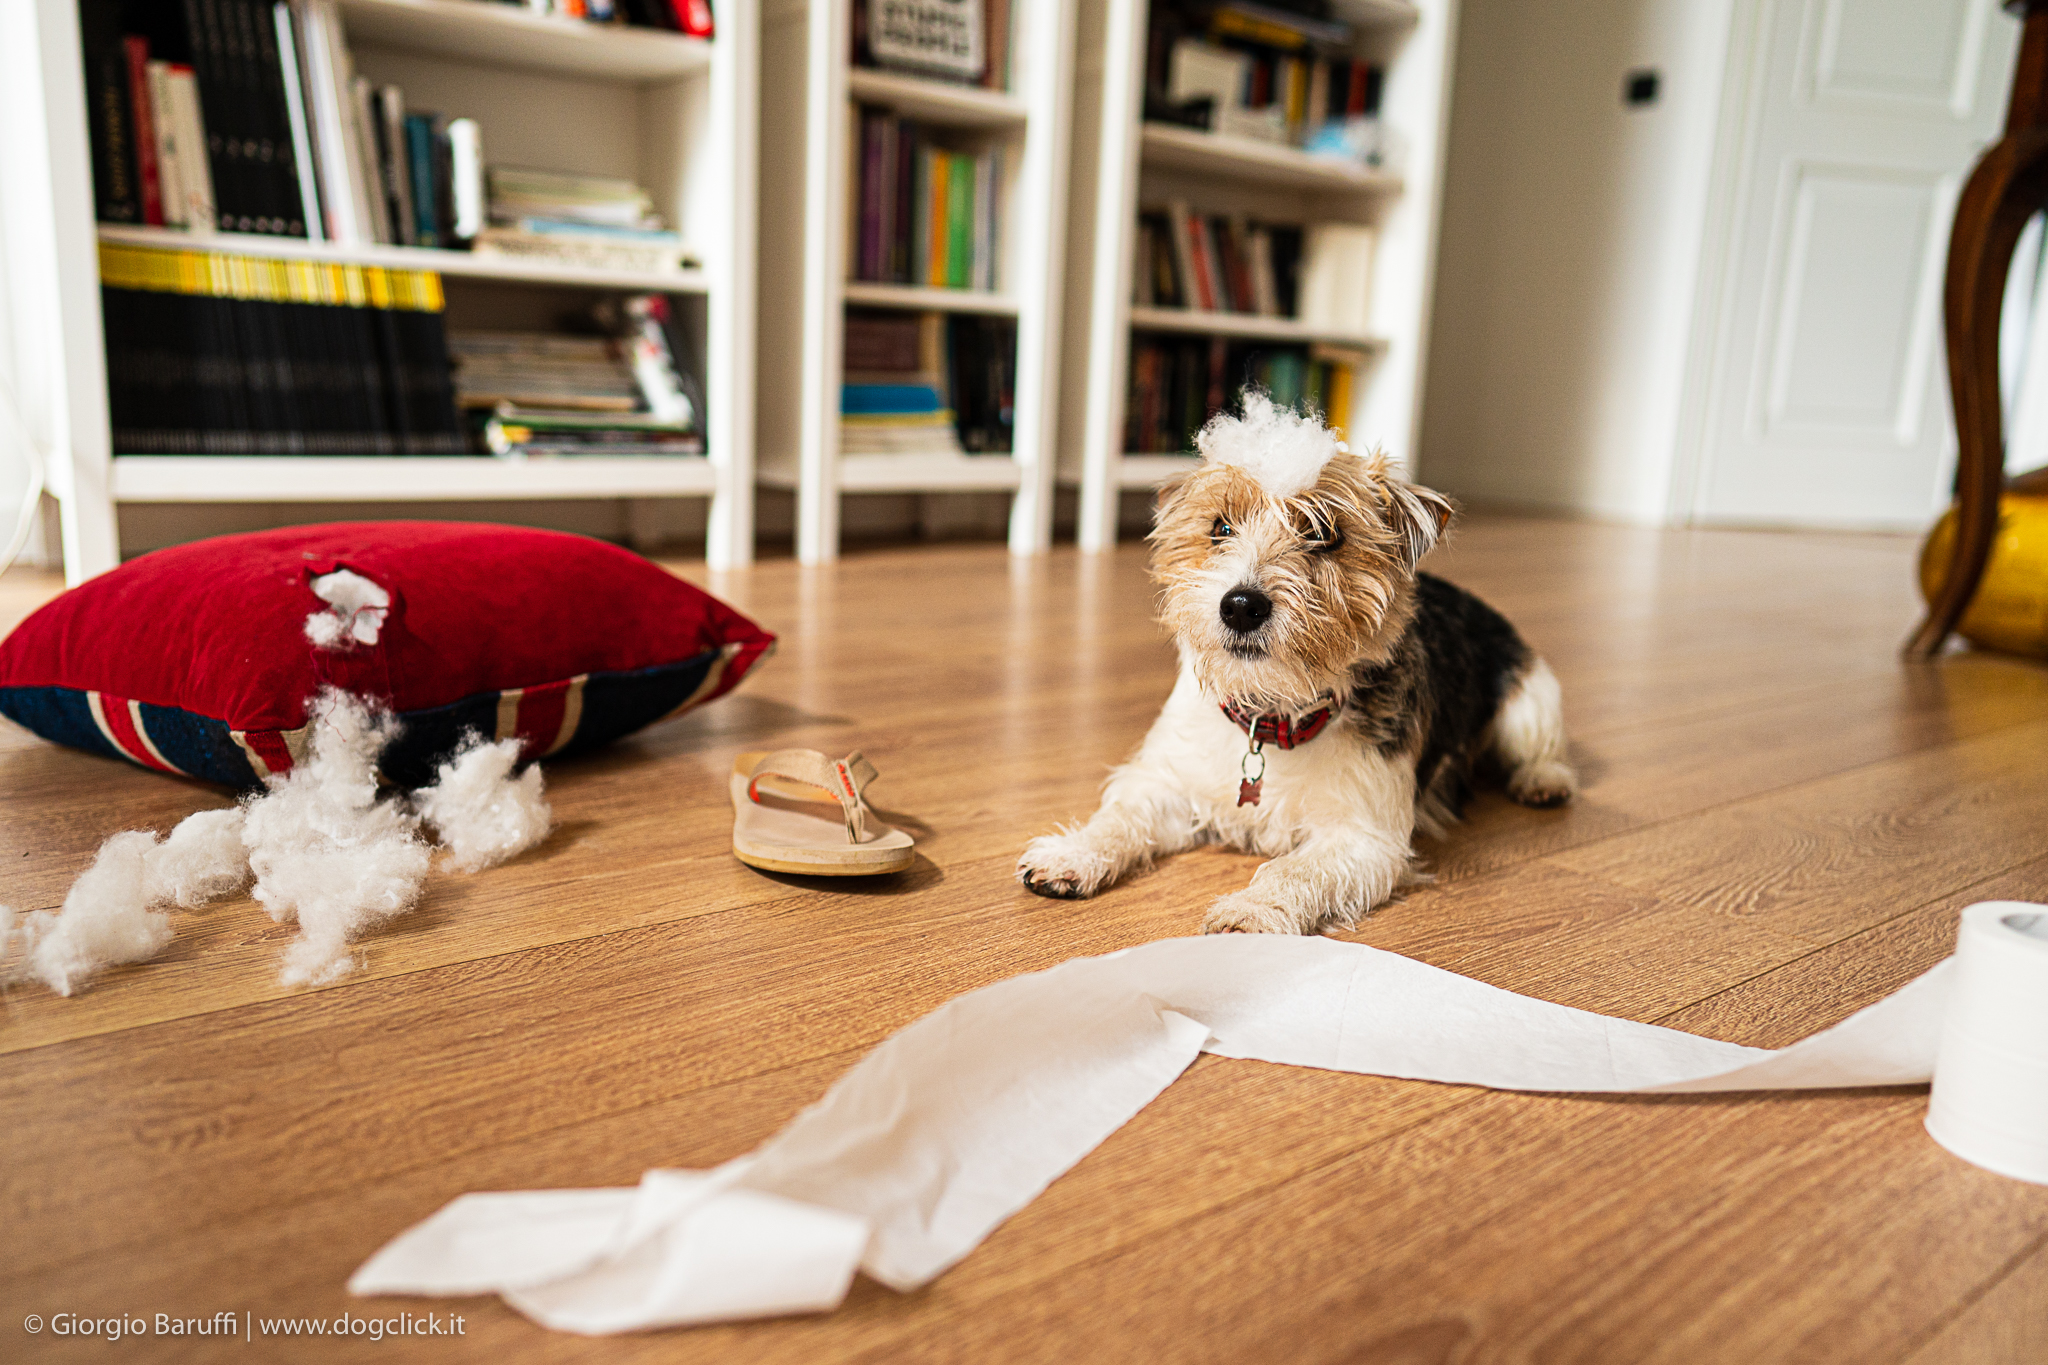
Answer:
[{"left": 1345, "top": 572, "right": 1530, "bottom": 814}]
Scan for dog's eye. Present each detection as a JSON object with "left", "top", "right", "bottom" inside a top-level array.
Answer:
[
  {"left": 1300, "top": 517, "right": 1343, "bottom": 553},
  {"left": 1210, "top": 518, "right": 1234, "bottom": 542}
]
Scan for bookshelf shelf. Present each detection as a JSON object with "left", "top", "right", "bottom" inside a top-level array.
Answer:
[
  {"left": 97, "top": 225, "right": 713, "bottom": 295},
  {"left": 1127, "top": 306, "right": 1388, "bottom": 349},
  {"left": 110, "top": 455, "right": 718, "bottom": 501},
  {"left": 758, "top": 0, "right": 1079, "bottom": 563},
  {"left": 1058, "top": 0, "right": 1460, "bottom": 521},
  {"left": 18, "top": 0, "right": 759, "bottom": 579},
  {"left": 760, "top": 452, "right": 1024, "bottom": 493},
  {"left": 1332, "top": 0, "right": 1422, "bottom": 25},
  {"left": 1117, "top": 453, "right": 1197, "bottom": 485},
  {"left": 841, "top": 282, "right": 1020, "bottom": 315},
  {"left": 1138, "top": 124, "right": 1404, "bottom": 194},
  {"left": 845, "top": 68, "right": 1030, "bottom": 127},
  {"left": 333, "top": 0, "right": 713, "bottom": 82}
]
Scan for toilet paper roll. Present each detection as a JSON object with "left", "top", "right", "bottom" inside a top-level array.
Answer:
[
  {"left": 352, "top": 901, "right": 2046, "bottom": 1335},
  {"left": 1925, "top": 901, "right": 2048, "bottom": 1184}
]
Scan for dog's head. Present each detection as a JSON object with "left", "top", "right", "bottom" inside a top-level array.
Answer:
[{"left": 1148, "top": 393, "right": 1454, "bottom": 708}]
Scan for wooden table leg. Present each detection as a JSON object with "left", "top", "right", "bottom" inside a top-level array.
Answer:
[{"left": 1907, "top": 2, "right": 2048, "bottom": 659}]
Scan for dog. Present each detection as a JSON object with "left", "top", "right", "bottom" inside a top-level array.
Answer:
[{"left": 1016, "top": 394, "right": 1575, "bottom": 934}]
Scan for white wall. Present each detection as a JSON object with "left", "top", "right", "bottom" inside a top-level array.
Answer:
[{"left": 1418, "top": 0, "right": 1733, "bottom": 521}]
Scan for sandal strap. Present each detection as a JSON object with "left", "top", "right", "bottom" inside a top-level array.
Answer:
[{"left": 747, "top": 749, "right": 880, "bottom": 843}]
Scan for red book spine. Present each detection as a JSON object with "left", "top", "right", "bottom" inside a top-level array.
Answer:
[
  {"left": 1222, "top": 222, "right": 1254, "bottom": 313},
  {"left": 1185, "top": 209, "right": 1216, "bottom": 311},
  {"left": 1346, "top": 62, "right": 1369, "bottom": 117},
  {"left": 123, "top": 36, "right": 163, "bottom": 227}
]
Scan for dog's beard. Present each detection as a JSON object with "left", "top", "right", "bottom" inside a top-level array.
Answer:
[{"left": 1172, "top": 618, "right": 1341, "bottom": 711}]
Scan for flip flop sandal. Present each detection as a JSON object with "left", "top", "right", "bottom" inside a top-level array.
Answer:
[{"left": 730, "top": 749, "right": 917, "bottom": 876}]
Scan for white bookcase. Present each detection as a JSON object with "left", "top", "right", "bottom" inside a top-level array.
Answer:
[
  {"left": 1058, "top": 0, "right": 1458, "bottom": 550},
  {"left": 756, "top": 0, "right": 1077, "bottom": 563},
  {"left": 7, "top": 0, "right": 758, "bottom": 582}
]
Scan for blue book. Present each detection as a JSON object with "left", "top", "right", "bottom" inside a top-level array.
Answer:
[
  {"left": 842, "top": 383, "right": 944, "bottom": 416},
  {"left": 404, "top": 114, "right": 441, "bottom": 247}
]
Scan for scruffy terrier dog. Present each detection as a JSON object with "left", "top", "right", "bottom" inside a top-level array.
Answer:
[{"left": 1017, "top": 395, "right": 1576, "bottom": 934}]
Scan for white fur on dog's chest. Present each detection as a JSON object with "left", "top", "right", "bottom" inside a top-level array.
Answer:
[{"left": 1143, "top": 668, "right": 1404, "bottom": 858}]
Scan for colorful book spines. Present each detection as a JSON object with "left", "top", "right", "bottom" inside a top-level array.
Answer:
[
  {"left": 1123, "top": 335, "right": 1358, "bottom": 454},
  {"left": 854, "top": 108, "right": 1002, "bottom": 292}
]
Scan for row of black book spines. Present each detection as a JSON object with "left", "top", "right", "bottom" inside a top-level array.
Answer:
[
  {"left": 1123, "top": 337, "right": 1264, "bottom": 454},
  {"left": 79, "top": 0, "right": 306, "bottom": 233},
  {"left": 101, "top": 285, "right": 448, "bottom": 447},
  {"left": 946, "top": 317, "right": 1016, "bottom": 452},
  {"left": 182, "top": 0, "right": 306, "bottom": 235},
  {"left": 101, "top": 287, "right": 461, "bottom": 454}
]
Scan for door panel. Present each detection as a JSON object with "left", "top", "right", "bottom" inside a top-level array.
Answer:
[
  {"left": 1813, "top": 0, "right": 1986, "bottom": 112},
  {"left": 1762, "top": 165, "right": 1946, "bottom": 437},
  {"left": 1690, "top": 0, "right": 2017, "bottom": 527}
]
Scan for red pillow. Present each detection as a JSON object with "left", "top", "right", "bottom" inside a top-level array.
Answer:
[{"left": 0, "top": 522, "right": 775, "bottom": 788}]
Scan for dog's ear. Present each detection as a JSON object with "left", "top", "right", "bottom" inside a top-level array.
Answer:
[
  {"left": 1152, "top": 472, "right": 1192, "bottom": 528},
  {"left": 1385, "top": 478, "right": 1455, "bottom": 570}
]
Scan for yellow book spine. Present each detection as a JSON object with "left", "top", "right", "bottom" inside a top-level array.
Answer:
[
  {"left": 1325, "top": 363, "right": 1353, "bottom": 440},
  {"left": 97, "top": 241, "right": 444, "bottom": 310}
]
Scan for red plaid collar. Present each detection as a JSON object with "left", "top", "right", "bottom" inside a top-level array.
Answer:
[{"left": 1219, "top": 694, "right": 1340, "bottom": 749}]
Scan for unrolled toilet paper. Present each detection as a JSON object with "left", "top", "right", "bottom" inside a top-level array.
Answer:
[{"left": 350, "top": 900, "right": 2047, "bottom": 1335}]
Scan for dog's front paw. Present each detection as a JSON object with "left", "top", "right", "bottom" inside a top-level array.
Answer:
[
  {"left": 1202, "top": 888, "right": 1313, "bottom": 935},
  {"left": 1508, "top": 759, "right": 1578, "bottom": 808},
  {"left": 1017, "top": 833, "right": 1117, "bottom": 900}
]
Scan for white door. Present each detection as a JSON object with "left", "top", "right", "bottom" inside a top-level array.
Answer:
[{"left": 1685, "top": 0, "right": 2020, "bottom": 528}]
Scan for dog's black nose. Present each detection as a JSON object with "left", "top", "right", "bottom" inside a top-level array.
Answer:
[{"left": 1219, "top": 588, "right": 1272, "bottom": 635}]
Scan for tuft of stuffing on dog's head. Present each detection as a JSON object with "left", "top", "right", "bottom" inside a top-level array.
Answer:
[
  {"left": 1150, "top": 396, "right": 1455, "bottom": 709},
  {"left": 1194, "top": 392, "right": 1348, "bottom": 499}
]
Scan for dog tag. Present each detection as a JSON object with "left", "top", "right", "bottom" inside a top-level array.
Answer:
[{"left": 1238, "top": 744, "right": 1266, "bottom": 807}]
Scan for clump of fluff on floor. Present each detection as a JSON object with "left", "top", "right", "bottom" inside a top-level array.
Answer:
[
  {"left": 244, "top": 689, "right": 433, "bottom": 987},
  {"left": 5, "top": 809, "right": 252, "bottom": 996},
  {"left": 145, "top": 807, "right": 251, "bottom": 907},
  {"left": 412, "top": 733, "right": 553, "bottom": 874},
  {"left": 7, "top": 689, "right": 553, "bottom": 996},
  {"left": 304, "top": 568, "right": 390, "bottom": 649},
  {"left": 1196, "top": 390, "right": 1346, "bottom": 499}
]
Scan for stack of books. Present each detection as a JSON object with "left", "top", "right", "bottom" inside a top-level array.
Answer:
[
  {"left": 1145, "top": 0, "right": 1384, "bottom": 162},
  {"left": 474, "top": 168, "right": 694, "bottom": 275},
  {"left": 98, "top": 241, "right": 463, "bottom": 455},
  {"left": 841, "top": 312, "right": 962, "bottom": 455},
  {"left": 481, "top": 408, "right": 704, "bottom": 457},
  {"left": 1134, "top": 205, "right": 1304, "bottom": 316},
  {"left": 852, "top": 0, "right": 1011, "bottom": 90},
  {"left": 839, "top": 311, "right": 1016, "bottom": 455},
  {"left": 448, "top": 332, "right": 644, "bottom": 412},
  {"left": 1125, "top": 335, "right": 1367, "bottom": 454},
  {"left": 850, "top": 110, "right": 1004, "bottom": 291},
  {"left": 452, "top": 294, "right": 704, "bottom": 457}
]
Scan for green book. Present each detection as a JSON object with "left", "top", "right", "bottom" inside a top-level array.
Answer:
[{"left": 947, "top": 152, "right": 975, "bottom": 289}]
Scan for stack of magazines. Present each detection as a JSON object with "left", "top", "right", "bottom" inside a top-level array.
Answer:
[
  {"left": 451, "top": 295, "right": 704, "bottom": 458},
  {"left": 473, "top": 168, "right": 694, "bottom": 275}
]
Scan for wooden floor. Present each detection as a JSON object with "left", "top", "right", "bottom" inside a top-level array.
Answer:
[{"left": 4, "top": 517, "right": 2048, "bottom": 1363}]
